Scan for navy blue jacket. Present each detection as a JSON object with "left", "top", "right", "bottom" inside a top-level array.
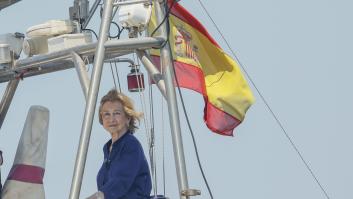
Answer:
[{"left": 97, "top": 132, "right": 152, "bottom": 199}]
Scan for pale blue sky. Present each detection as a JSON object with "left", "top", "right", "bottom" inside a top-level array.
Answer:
[{"left": 0, "top": 0, "right": 352, "bottom": 199}]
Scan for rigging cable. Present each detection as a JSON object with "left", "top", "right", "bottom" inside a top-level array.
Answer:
[
  {"left": 107, "top": 36, "right": 118, "bottom": 90},
  {"left": 109, "top": 61, "right": 118, "bottom": 90},
  {"left": 154, "top": 38, "right": 167, "bottom": 195},
  {"left": 150, "top": 0, "right": 177, "bottom": 37},
  {"left": 113, "top": 61, "right": 122, "bottom": 93},
  {"left": 148, "top": 78, "right": 158, "bottom": 197},
  {"left": 151, "top": 0, "right": 177, "bottom": 50},
  {"left": 163, "top": 1, "right": 214, "bottom": 198},
  {"left": 195, "top": 0, "right": 331, "bottom": 199},
  {"left": 132, "top": 53, "right": 152, "bottom": 147},
  {"left": 132, "top": 55, "right": 159, "bottom": 196}
]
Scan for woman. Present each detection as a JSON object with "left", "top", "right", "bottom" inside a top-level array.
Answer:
[{"left": 88, "top": 89, "right": 152, "bottom": 199}]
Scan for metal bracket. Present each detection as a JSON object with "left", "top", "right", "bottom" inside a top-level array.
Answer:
[
  {"left": 71, "top": 52, "right": 90, "bottom": 99},
  {"left": 181, "top": 189, "right": 201, "bottom": 197}
]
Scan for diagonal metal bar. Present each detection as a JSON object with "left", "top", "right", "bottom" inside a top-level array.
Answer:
[
  {"left": 0, "top": 79, "right": 19, "bottom": 129},
  {"left": 72, "top": 52, "right": 90, "bottom": 99},
  {"left": 68, "top": 0, "right": 115, "bottom": 198}
]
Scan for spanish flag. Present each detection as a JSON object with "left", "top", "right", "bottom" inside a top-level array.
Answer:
[{"left": 149, "top": 1, "right": 255, "bottom": 136}]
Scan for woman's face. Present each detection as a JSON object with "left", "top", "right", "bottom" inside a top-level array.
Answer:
[{"left": 101, "top": 101, "right": 130, "bottom": 135}]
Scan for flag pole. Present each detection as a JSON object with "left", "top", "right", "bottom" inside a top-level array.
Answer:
[{"left": 154, "top": 1, "right": 190, "bottom": 198}]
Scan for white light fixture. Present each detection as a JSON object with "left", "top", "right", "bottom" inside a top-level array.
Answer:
[{"left": 118, "top": 3, "right": 152, "bottom": 30}]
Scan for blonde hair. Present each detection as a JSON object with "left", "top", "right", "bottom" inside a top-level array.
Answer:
[{"left": 98, "top": 89, "right": 142, "bottom": 133}]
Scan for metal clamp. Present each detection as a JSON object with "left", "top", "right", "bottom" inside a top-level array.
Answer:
[{"left": 181, "top": 189, "right": 201, "bottom": 197}]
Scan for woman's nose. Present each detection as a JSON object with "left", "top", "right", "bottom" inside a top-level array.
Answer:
[{"left": 109, "top": 116, "right": 116, "bottom": 122}]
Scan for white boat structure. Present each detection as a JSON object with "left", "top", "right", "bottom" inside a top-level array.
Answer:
[{"left": 0, "top": 0, "right": 226, "bottom": 198}]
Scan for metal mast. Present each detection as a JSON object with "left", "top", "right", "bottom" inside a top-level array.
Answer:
[{"left": 153, "top": 1, "right": 191, "bottom": 198}]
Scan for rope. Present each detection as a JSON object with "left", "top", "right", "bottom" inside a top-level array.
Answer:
[{"left": 196, "top": 1, "right": 331, "bottom": 198}]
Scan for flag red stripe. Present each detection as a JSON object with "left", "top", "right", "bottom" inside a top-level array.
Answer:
[
  {"left": 151, "top": 55, "right": 240, "bottom": 136},
  {"left": 7, "top": 164, "right": 44, "bottom": 184},
  {"left": 169, "top": 2, "right": 220, "bottom": 48},
  {"left": 204, "top": 102, "right": 241, "bottom": 136},
  {"left": 151, "top": 56, "right": 206, "bottom": 94}
]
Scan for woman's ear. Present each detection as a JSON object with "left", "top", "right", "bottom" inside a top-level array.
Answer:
[{"left": 126, "top": 117, "right": 131, "bottom": 127}]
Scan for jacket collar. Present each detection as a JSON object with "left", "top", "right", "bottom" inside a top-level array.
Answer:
[{"left": 103, "top": 130, "right": 131, "bottom": 155}]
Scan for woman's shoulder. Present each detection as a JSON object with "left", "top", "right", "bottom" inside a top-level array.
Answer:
[
  {"left": 120, "top": 134, "right": 145, "bottom": 157},
  {"left": 124, "top": 133, "right": 142, "bottom": 146}
]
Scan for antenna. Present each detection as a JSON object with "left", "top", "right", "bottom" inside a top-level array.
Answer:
[{"left": 69, "top": 0, "right": 90, "bottom": 27}]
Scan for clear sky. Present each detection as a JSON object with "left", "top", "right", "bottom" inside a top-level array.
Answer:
[{"left": 0, "top": 0, "right": 352, "bottom": 199}]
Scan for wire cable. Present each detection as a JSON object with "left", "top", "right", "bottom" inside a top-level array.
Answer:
[
  {"left": 82, "top": 28, "right": 98, "bottom": 40},
  {"left": 109, "top": 21, "right": 122, "bottom": 38},
  {"left": 150, "top": 0, "right": 177, "bottom": 37},
  {"left": 148, "top": 80, "right": 158, "bottom": 197},
  {"left": 151, "top": 0, "right": 176, "bottom": 50},
  {"left": 113, "top": 61, "right": 122, "bottom": 93},
  {"left": 109, "top": 61, "right": 117, "bottom": 90},
  {"left": 196, "top": 0, "right": 331, "bottom": 198},
  {"left": 132, "top": 54, "right": 152, "bottom": 146},
  {"left": 98, "top": 3, "right": 125, "bottom": 39}
]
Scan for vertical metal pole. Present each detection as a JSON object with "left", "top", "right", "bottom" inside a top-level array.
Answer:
[
  {"left": 0, "top": 79, "right": 19, "bottom": 129},
  {"left": 69, "top": 0, "right": 114, "bottom": 198},
  {"left": 154, "top": 1, "right": 189, "bottom": 198}
]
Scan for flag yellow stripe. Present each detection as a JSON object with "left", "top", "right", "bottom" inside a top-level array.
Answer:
[{"left": 150, "top": 14, "right": 254, "bottom": 120}]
